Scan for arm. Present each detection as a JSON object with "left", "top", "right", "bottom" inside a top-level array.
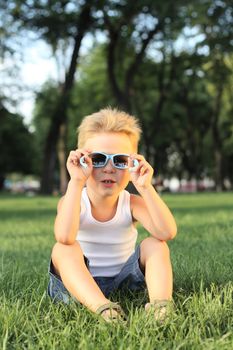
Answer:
[
  {"left": 129, "top": 154, "right": 177, "bottom": 241},
  {"left": 54, "top": 149, "right": 92, "bottom": 244}
]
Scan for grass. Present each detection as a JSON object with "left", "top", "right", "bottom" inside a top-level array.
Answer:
[{"left": 0, "top": 192, "right": 232, "bottom": 349}]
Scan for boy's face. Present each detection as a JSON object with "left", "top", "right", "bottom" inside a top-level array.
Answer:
[{"left": 84, "top": 132, "right": 135, "bottom": 197}]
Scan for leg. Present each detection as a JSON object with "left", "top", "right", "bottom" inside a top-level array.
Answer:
[
  {"left": 139, "top": 237, "right": 173, "bottom": 302},
  {"left": 51, "top": 242, "right": 110, "bottom": 312}
]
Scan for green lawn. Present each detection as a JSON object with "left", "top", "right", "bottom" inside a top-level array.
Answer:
[{"left": 0, "top": 193, "right": 232, "bottom": 349}]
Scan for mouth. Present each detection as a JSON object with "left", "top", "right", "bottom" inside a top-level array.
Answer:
[
  {"left": 101, "top": 179, "right": 116, "bottom": 184},
  {"left": 101, "top": 179, "right": 117, "bottom": 187}
]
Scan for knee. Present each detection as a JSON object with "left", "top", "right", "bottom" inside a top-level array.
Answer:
[
  {"left": 140, "top": 237, "right": 170, "bottom": 262},
  {"left": 51, "top": 241, "right": 83, "bottom": 261}
]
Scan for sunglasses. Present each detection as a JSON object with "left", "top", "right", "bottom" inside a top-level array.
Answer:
[{"left": 80, "top": 152, "right": 139, "bottom": 169}]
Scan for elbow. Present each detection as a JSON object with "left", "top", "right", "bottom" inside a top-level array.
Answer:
[
  {"left": 155, "top": 225, "right": 177, "bottom": 241},
  {"left": 167, "top": 231, "right": 177, "bottom": 240},
  {"left": 166, "top": 224, "right": 177, "bottom": 240},
  {"left": 56, "top": 237, "right": 76, "bottom": 245},
  {"left": 54, "top": 231, "right": 76, "bottom": 245},
  {"left": 54, "top": 221, "right": 77, "bottom": 245},
  {"left": 57, "top": 238, "right": 76, "bottom": 245}
]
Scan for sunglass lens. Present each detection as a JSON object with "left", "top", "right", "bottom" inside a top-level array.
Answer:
[
  {"left": 91, "top": 153, "right": 107, "bottom": 167},
  {"left": 113, "top": 155, "right": 129, "bottom": 168}
]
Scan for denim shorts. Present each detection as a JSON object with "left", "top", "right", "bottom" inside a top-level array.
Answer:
[{"left": 47, "top": 245, "right": 146, "bottom": 304}]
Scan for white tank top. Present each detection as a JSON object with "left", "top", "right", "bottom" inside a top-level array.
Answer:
[{"left": 77, "top": 188, "right": 138, "bottom": 277}]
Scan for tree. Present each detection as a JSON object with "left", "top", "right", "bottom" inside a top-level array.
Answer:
[
  {"left": 6, "top": 0, "right": 95, "bottom": 193},
  {"left": 3, "top": 0, "right": 233, "bottom": 190},
  {"left": 102, "top": 1, "right": 167, "bottom": 112},
  {"left": 0, "top": 0, "right": 26, "bottom": 113},
  {"left": 0, "top": 104, "right": 36, "bottom": 190},
  {"left": 102, "top": 0, "right": 193, "bottom": 166},
  {"left": 32, "top": 2, "right": 94, "bottom": 194},
  {"left": 189, "top": 0, "right": 233, "bottom": 190},
  {"left": 69, "top": 44, "right": 116, "bottom": 139},
  {"left": 32, "top": 81, "right": 60, "bottom": 176}
]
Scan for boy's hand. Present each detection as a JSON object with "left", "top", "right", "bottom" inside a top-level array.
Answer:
[
  {"left": 66, "top": 149, "right": 92, "bottom": 183},
  {"left": 129, "top": 154, "right": 154, "bottom": 191}
]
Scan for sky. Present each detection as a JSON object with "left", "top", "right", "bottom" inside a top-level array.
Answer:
[
  {"left": 1, "top": 38, "right": 58, "bottom": 126},
  {"left": 17, "top": 40, "right": 58, "bottom": 124},
  {"left": 3, "top": 27, "right": 206, "bottom": 127},
  {"left": 5, "top": 33, "right": 99, "bottom": 126}
]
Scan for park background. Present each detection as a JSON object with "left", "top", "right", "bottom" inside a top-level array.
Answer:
[
  {"left": 0, "top": 1, "right": 233, "bottom": 349},
  {"left": 1, "top": 0, "right": 233, "bottom": 194}
]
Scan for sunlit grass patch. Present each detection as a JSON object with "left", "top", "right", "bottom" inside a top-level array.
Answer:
[{"left": 0, "top": 193, "right": 232, "bottom": 349}]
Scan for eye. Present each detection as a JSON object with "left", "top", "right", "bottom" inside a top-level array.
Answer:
[
  {"left": 113, "top": 155, "right": 129, "bottom": 168},
  {"left": 91, "top": 154, "right": 106, "bottom": 166}
]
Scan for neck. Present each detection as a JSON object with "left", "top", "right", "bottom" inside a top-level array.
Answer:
[{"left": 86, "top": 187, "right": 120, "bottom": 208}]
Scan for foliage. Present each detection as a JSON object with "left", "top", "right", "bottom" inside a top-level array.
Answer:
[
  {"left": 68, "top": 45, "right": 116, "bottom": 148},
  {"left": 32, "top": 81, "right": 60, "bottom": 170},
  {"left": 0, "top": 105, "right": 37, "bottom": 188},
  {"left": 1, "top": 0, "right": 233, "bottom": 191}
]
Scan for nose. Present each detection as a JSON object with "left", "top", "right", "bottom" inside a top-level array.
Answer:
[{"left": 103, "top": 159, "right": 116, "bottom": 173}]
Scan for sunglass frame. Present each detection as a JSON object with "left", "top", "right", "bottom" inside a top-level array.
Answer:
[{"left": 80, "top": 152, "right": 139, "bottom": 169}]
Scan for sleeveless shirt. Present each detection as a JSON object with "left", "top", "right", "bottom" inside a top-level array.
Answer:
[{"left": 77, "top": 188, "right": 138, "bottom": 277}]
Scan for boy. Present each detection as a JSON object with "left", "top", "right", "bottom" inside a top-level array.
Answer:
[{"left": 48, "top": 108, "right": 177, "bottom": 322}]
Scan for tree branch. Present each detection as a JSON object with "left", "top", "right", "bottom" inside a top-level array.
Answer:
[
  {"left": 103, "top": 11, "right": 126, "bottom": 108},
  {"left": 125, "top": 21, "right": 163, "bottom": 95}
]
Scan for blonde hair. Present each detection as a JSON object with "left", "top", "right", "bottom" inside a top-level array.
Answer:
[{"left": 77, "top": 107, "right": 141, "bottom": 150}]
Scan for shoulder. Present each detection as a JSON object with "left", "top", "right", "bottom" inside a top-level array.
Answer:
[{"left": 57, "top": 188, "right": 86, "bottom": 213}]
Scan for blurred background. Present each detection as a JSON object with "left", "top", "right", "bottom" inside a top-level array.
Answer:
[{"left": 0, "top": 0, "right": 232, "bottom": 195}]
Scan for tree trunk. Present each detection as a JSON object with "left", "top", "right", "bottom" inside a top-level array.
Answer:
[
  {"left": 40, "top": 4, "right": 92, "bottom": 194},
  {"left": 40, "top": 95, "right": 68, "bottom": 194},
  {"left": 105, "top": 16, "right": 162, "bottom": 113},
  {"left": 212, "top": 84, "right": 224, "bottom": 191},
  {"left": 0, "top": 175, "right": 5, "bottom": 191},
  {"left": 57, "top": 123, "right": 68, "bottom": 194},
  {"left": 214, "top": 149, "right": 223, "bottom": 192}
]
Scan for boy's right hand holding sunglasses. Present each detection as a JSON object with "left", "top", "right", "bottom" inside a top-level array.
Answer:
[{"left": 67, "top": 149, "right": 93, "bottom": 184}]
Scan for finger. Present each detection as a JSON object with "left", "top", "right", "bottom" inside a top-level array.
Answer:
[
  {"left": 129, "top": 154, "right": 144, "bottom": 170},
  {"left": 129, "top": 160, "right": 139, "bottom": 172},
  {"left": 68, "top": 151, "right": 81, "bottom": 166},
  {"left": 68, "top": 151, "right": 80, "bottom": 164},
  {"left": 83, "top": 154, "right": 93, "bottom": 167},
  {"left": 79, "top": 153, "right": 94, "bottom": 169},
  {"left": 130, "top": 153, "right": 145, "bottom": 162},
  {"left": 135, "top": 160, "right": 146, "bottom": 169},
  {"left": 128, "top": 157, "right": 135, "bottom": 168},
  {"left": 71, "top": 149, "right": 92, "bottom": 168},
  {"left": 140, "top": 165, "right": 148, "bottom": 176}
]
